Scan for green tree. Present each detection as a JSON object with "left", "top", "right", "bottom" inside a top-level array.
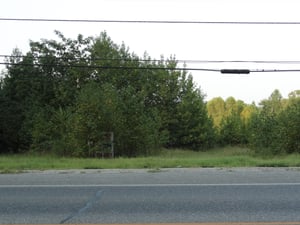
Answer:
[
  {"left": 1, "top": 31, "right": 217, "bottom": 156},
  {"left": 276, "top": 97, "right": 300, "bottom": 153},
  {"left": 248, "top": 90, "right": 284, "bottom": 155},
  {"left": 69, "top": 83, "right": 122, "bottom": 156},
  {"left": 117, "top": 85, "right": 164, "bottom": 156},
  {"left": 219, "top": 112, "right": 246, "bottom": 145},
  {"left": 168, "top": 74, "right": 215, "bottom": 149},
  {"left": 288, "top": 90, "right": 300, "bottom": 99},
  {"left": 0, "top": 49, "right": 49, "bottom": 152},
  {"left": 208, "top": 97, "right": 250, "bottom": 146},
  {"left": 29, "top": 30, "right": 94, "bottom": 107},
  {"left": 207, "top": 97, "right": 226, "bottom": 128},
  {"left": 259, "top": 89, "right": 283, "bottom": 115},
  {"left": 31, "top": 106, "right": 74, "bottom": 156}
]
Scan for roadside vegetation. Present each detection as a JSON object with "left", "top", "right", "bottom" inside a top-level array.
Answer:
[
  {"left": 1, "top": 147, "right": 300, "bottom": 173},
  {"left": 1, "top": 31, "right": 300, "bottom": 164}
]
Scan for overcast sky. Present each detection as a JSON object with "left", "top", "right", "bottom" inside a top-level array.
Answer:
[{"left": 1, "top": 0, "right": 300, "bottom": 104}]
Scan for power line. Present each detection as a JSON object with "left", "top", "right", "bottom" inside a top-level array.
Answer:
[
  {"left": 1, "top": 18, "right": 300, "bottom": 25},
  {"left": 2, "top": 62, "right": 300, "bottom": 73},
  {"left": 0, "top": 62, "right": 220, "bottom": 72},
  {"left": 252, "top": 69, "right": 300, "bottom": 73},
  {"left": 0, "top": 54, "right": 171, "bottom": 63},
  {"left": 187, "top": 60, "right": 300, "bottom": 64},
  {"left": 2, "top": 55, "right": 300, "bottom": 65}
]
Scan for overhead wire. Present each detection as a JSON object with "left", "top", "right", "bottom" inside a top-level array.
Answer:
[
  {"left": 0, "top": 62, "right": 220, "bottom": 72},
  {"left": 2, "top": 61, "right": 300, "bottom": 73},
  {"left": 1, "top": 18, "right": 300, "bottom": 25},
  {"left": 1, "top": 18, "right": 300, "bottom": 73},
  {"left": 2, "top": 55, "right": 300, "bottom": 65}
]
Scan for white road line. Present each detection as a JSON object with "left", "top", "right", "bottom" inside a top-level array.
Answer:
[{"left": 1, "top": 183, "right": 300, "bottom": 188}]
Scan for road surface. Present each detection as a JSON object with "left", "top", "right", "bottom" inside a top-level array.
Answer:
[{"left": 1, "top": 168, "right": 300, "bottom": 224}]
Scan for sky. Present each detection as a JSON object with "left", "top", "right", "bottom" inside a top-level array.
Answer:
[{"left": 1, "top": 0, "right": 300, "bottom": 104}]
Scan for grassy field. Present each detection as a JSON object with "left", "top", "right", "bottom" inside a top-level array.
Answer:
[{"left": 1, "top": 146, "right": 300, "bottom": 173}]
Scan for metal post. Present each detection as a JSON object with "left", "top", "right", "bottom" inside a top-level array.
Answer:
[{"left": 111, "top": 132, "right": 114, "bottom": 158}]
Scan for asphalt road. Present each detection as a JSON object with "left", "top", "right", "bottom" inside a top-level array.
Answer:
[{"left": 1, "top": 168, "right": 300, "bottom": 224}]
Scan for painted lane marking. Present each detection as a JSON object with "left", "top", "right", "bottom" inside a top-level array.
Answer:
[
  {"left": 8, "top": 222, "right": 300, "bottom": 225},
  {"left": 1, "top": 183, "right": 300, "bottom": 188}
]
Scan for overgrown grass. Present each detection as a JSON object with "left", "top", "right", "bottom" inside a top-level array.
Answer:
[{"left": 1, "top": 146, "right": 300, "bottom": 172}]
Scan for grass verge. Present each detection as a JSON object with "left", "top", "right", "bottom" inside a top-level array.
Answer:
[{"left": 1, "top": 146, "right": 300, "bottom": 173}]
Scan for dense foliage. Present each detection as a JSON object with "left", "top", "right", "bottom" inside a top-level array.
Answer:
[
  {"left": 0, "top": 31, "right": 214, "bottom": 156},
  {"left": 207, "top": 90, "right": 300, "bottom": 155},
  {"left": 1, "top": 31, "right": 300, "bottom": 157}
]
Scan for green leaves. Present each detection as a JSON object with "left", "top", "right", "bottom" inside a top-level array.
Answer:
[
  {"left": 247, "top": 90, "right": 300, "bottom": 155},
  {"left": 0, "top": 31, "right": 214, "bottom": 156},
  {"left": 277, "top": 98, "right": 300, "bottom": 153}
]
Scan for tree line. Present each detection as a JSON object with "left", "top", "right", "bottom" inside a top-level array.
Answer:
[
  {"left": 0, "top": 31, "right": 214, "bottom": 156},
  {"left": 207, "top": 89, "right": 300, "bottom": 155},
  {"left": 0, "top": 31, "right": 299, "bottom": 157}
]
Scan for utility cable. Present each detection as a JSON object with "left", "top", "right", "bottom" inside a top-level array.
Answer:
[
  {"left": 0, "top": 62, "right": 220, "bottom": 72},
  {"left": 1, "top": 18, "right": 300, "bottom": 25},
  {"left": 1, "top": 55, "right": 300, "bottom": 65},
  {"left": 2, "top": 62, "right": 300, "bottom": 73}
]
